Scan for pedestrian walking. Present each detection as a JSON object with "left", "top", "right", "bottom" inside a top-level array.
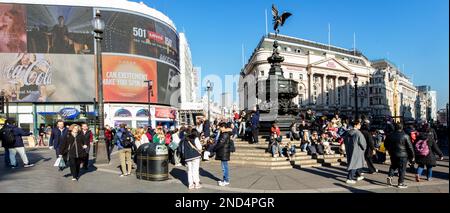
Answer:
[
  {"left": 360, "top": 124, "right": 378, "bottom": 174},
  {"left": 38, "top": 124, "right": 46, "bottom": 147},
  {"left": 182, "top": 129, "right": 203, "bottom": 190},
  {"left": 1, "top": 119, "right": 34, "bottom": 168},
  {"left": 384, "top": 123, "right": 415, "bottom": 189},
  {"left": 80, "top": 123, "right": 93, "bottom": 170},
  {"left": 344, "top": 120, "right": 367, "bottom": 184},
  {"left": 49, "top": 120, "right": 68, "bottom": 161},
  {"left": 414, "top": 128, "right": 444, "bottom": 182},
  {"left": 59, "top": 124, "right": 88, "bottom": 181},
  {"left": 0, "top": 121, "right": 12, "bottom": 167},
  {"left": 214, "top": 122, "right": 233, "bottom": 187},
  {"left": 114, "top": 124, "right": 134, "bottom": 177},
  {"left": 105, "top": 125, "right": 113, "bottom": 161}
]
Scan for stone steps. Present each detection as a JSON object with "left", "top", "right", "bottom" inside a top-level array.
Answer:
[
  {"left": 230, "top": 155, "right": 314, "bottom": 161},
  {"left": 231, "top": 151, "right": 309, "bottom": 157}
]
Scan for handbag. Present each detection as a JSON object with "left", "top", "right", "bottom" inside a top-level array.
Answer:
[
  {"left": 229, "top": 140, "right": 236, "bottom": 153},
  {"left": 169, "top": 141, "right": 179, "bottom": 151}
]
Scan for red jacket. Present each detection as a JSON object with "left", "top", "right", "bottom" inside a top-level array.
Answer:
[
  {"left": 271, "top": 127, "right": 280, "bottom": 137},
  {"left": 165, "top": 133, "right": 171, "bottom": 145}
]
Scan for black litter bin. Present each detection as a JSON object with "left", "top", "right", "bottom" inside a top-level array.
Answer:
[{"left": 136, "top": 143, "right": 169, "bottom": 181}]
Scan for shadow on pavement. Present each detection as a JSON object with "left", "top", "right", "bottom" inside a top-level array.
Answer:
[
  {"left": 170, "top": 167, "right": 188, "bottom": 186},
  {"left": 0, "top": 151, "right": 50, "bottom": 181},
  {"left": 333, "top": 183, "right": 376, "bottom": 193},
  {"left": 199, "top": 167, "right": 221, "bottom": 181}
]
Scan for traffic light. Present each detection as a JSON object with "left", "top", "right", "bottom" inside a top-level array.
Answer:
[
  {"left": 80, "top": 104, "right": 87, "bottom": 115},
  {"left": 0, "top": 95, "right": 4, "bottom": 114}
]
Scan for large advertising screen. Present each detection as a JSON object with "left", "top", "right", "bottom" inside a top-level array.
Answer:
[
  {"left": 0, "top": 3, "right": 180, "bottom": 106},
  {"left": 102, "top": 10, "right": 180, "bottom": 68},
  {"left": 0, "top": 53, "right": 95, "bottom": 102},
  {"left": 26, "top": 5, "right": 94, "bottom": 54},
  {"left": 0, "top": 3, "right": 27, "bottom": 53},
  {"left": 102, "top": 55, "right": 158, "bottom": 103}
]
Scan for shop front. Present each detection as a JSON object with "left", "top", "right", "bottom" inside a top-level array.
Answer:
[{"left": 105, "top": 104, "right": 178, "bottom": 129}]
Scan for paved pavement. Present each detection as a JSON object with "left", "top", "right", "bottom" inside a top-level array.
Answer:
[{"left": 0, "top": 147, "right": 448, "bottom": 193}]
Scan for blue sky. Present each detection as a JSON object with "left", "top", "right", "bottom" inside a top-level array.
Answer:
[{"left": 144, "top": 0, "right": 449, "bottom": 109}]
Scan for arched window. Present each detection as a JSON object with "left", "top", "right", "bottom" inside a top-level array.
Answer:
[
  {"left": 114, "top": 109, "right": 132, "bottom": 118},
  {"left": 136, "top": 109, "right": 149, "bottom": 117}
]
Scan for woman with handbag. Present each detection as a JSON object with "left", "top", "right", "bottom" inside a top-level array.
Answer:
[
  {"left": 59, "top": 124, "right": 87, "bottom": 181},
  {"left": 182, "top": 129, "right": 203, "bottom": 190}
]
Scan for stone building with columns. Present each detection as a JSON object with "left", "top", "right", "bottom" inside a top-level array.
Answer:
[
  {"left": 370, "top": 59, "right": 417, "bottom": 119},
  {"left": 239, "top": 34, "right": 373, "bottom": 117}
]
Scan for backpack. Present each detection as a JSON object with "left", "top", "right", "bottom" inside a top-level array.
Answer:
[
  {"left": 415, "top": 139, "right": 430, "bottom": 157},
  {"left": 0, "top": 126, "right": 15, "bottom": 147},
  {"left": 117, "top": 130, "right": 133, "bottom": 148}
]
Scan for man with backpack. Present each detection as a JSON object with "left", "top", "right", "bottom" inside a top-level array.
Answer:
[
  {"left": 384, "top": 123, "right": 415, "bottom": 189},
  {"left": 114, "top": 124, "right": 134, "bottom": 177},
  {"left": 0, "top": 118, "right": 34, "bottom": 168},
  {"left": 1, "top": 120, "right": 12, "bottom": 167}
]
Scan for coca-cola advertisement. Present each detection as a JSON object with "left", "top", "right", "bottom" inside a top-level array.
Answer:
[{"left": 0, "top": 53, "right": 95, "bottom": 102}]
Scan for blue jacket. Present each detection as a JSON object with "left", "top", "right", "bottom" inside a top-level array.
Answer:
[
  {"left": 49, "top": 127, "right": 68, "bottom": 150},
  {"left": 114, "top": 128, "right": 134, "bottom": 150},
  {"left": 251, "top": 111, "right": 260, "bottom": 128},
  {"left": 6, "top": 124, "right": 32, "bottom": 148}
]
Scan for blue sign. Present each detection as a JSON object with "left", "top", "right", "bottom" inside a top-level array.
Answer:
[{"left": 59, "top": 108, "right": 80, "bottom": 120}]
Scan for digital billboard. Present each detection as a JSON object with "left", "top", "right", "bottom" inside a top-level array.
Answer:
[
  {"left": 26, "top": 5, "right": 94, "bottom": 54},
  {"left": 0, "top": 53, "right": 95, "bottom": 102},
  {"left": 101, "top": 10, "right": 179, "bottom": 68},
  {"left": 102, "top": 55, "right": 158, "bottom": 103},
  {"left": 0, "top": 3, "right": 180, "bottom": 106},
  {"left": 0, "top": 3, "right": 27, "bottom": 53}
]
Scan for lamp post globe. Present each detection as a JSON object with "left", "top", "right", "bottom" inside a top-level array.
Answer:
[{"left": 92, "top": 10, "right": 105, "bottom": 34}]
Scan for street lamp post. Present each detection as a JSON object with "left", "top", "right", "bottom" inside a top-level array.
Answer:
[
  {"left": 144, "top": 80, "right": 154, "bottom": 128},
  {"left": 92, "top": 10, "right": 108, "bottom": 165},
  {"left": 206, "top": 81, "right": 212, "bottom": 124},
  {"left": 446, "top": 103, "right": 449, "bottom": 127},
  {"left": 353, "top": 74, "right": 359, "bottom": 121}
]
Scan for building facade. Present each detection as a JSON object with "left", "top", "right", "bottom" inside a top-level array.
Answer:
[
  {"left": 239, "top": 34, "right": 419, "bottom": 120},
  {"left": 416, "top": 85, "right": 438, "bottom": 122},
  {"left": 0, "top": 0, "right": 180, "bottom": 131},
  {"left": 239, "top": 34, "right": 373, "bottom": 118},
  {"left": 370, "top": 60, "right": 417, "bottom": 119}
]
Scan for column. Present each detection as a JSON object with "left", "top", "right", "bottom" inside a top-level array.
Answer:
[
  {"left": 346, "top": 79, "right": 351, "bottom": 107},
  {"left": 334, "top": 76, "right": 338, "bottom": 106},
  {"left": 309, "top": 72, "right": 313, "bottom": 105},
  {"left": 322, "top": 75, "right": 327, "bottom": 106}
]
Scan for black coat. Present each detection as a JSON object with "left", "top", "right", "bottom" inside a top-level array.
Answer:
[
  {"left": 384, "top": 130, "right": 415, "bottom": 160},
  {"left": 414, "top": 133, "right": 443, "bottom": 166},
  {"left": 361, "top": 129, "right": 375, "bottom": 157},
  {"left": 59, "top": 133, "right": 88, "bottom": 159},
  {"left": 215, "top": 131, "right": 231, "bottom": 161}
]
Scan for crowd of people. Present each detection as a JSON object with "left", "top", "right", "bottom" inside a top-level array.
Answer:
[{"left": 0, "top": 108, "right": 446, "bottom": 189}]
